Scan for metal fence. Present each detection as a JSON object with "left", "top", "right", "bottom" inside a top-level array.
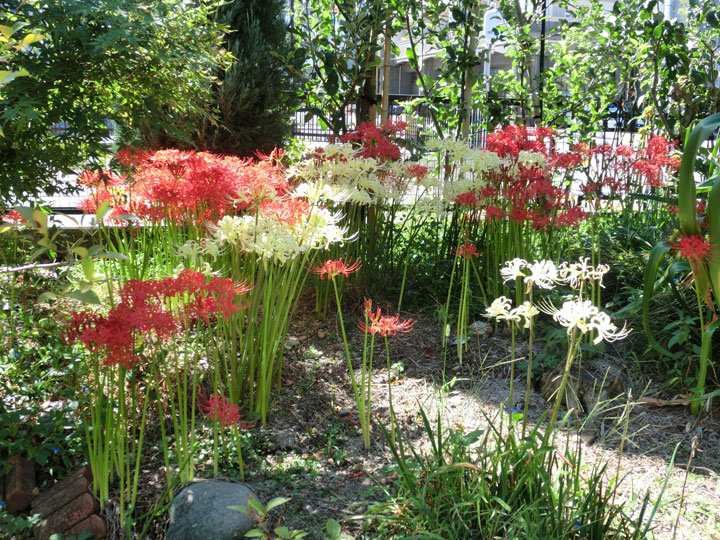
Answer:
[
  {"left": 290, "top": 102, "right": 643, "bottom": 148},
  {"left": 291, "top": 103, "right": 488, "bottom": 144}
]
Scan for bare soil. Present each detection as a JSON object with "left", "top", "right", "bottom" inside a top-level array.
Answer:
[{"left": 127, "top": 299, "right": 720, "bottom": 540}]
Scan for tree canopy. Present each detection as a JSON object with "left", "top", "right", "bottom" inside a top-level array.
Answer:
[{"left": 0, "top": 0, "right": 228, "bottom": 205}]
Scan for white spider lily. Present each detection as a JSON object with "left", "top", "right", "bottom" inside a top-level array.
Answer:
[
  {"left": 511, "top": 301, "right": 539, "bottom": 328},
  {"left": 558, "top": 258, "right": 610, "bottom": 289},
  {"left": 524, "top": 260, "right": 559, "bottom": 290},
  {"left": 548, "top": 299, "right": 599, "bottom": 334},
  {"left": 500, "top": 258, "right": 528, "bottom": 283},
  {"left": 485, "top": 296, "right": 515, "bottom": 320},
  {"left": 543, "top": 299, "right": 630, "bottom": 343},
  {"left": 179, "top": 240, "right": 200, "bottom": 260},
  {"left": 201, "top": 238, "right": 222, "bottom": 258},
  {"left": 588, "top": 312, "right": 631, "bottom": 344},
  {"left": 211, "top": 205, "right": 350, "bottom": 264}
]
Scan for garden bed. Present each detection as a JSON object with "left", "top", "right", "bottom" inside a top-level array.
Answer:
[{"left": 90, "top": 298, "right": 719, "bottom": 540}]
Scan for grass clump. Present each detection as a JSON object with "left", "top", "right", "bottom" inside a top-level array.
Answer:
[{"left": 368, "top": 408, "right": 654, "bottom": 540}]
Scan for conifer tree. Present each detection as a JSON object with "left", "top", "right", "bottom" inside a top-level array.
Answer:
[{"left": 196, "top": 0, "right": 295, "bottom": 156}]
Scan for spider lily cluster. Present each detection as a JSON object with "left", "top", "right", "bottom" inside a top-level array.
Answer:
[
  {"left": 486, "top": 257, "right": 630, "bottom": 436},
  {"left": 43, "top": 120, "right": 678, "bottom": 525}
]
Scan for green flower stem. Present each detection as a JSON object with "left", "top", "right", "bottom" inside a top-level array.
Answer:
[
  {"left": 331, "top": 278, "right": 365, "bottom": 436},
  {"left": 151, "top": 365, "right": 173, "bottom": 492},
  {"left": 545, "top": 329, "right": 582, "bottom": 442},
  {"left": 522, "top": 290, "right": 535, "bottom": 438},
  {"left": 232, "top": 426, "right": 245, "bottom": 481},
  {"left": 384, "top": 335, "right": 396, "bottom": 447},
  {"left": 509, "top": 323, "right": 516, "bottom": 411},
  {"left": 692, "top": 276, "right": 707, "bottom": 415}
]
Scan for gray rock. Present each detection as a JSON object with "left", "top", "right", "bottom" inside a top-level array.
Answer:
[{"left": 167, "top": 481, "right": 259, "bottom": 540}]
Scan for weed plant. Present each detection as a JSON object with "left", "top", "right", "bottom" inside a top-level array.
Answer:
[{"left": 369, "top": 408, "right": 654, "bottom": 540}]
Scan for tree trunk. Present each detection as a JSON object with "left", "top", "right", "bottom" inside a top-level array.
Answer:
[
  {"left": 381, "top": 13, "right": 391, "bottom": 125},
  {"left": 462, "top": 3, "right": 483, "bottom": 139}
]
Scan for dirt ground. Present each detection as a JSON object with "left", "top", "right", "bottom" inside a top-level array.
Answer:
[{"left": 123, "top": 299, "right": 720, "bottom": 540}]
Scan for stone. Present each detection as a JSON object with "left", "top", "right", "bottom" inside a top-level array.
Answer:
[
  {"left": 32, "top": 476, "right": 91, "bottom": 518},
  {"left": 269, "top": 428, "right": 298, "bottom": 451},
  {"left": 4, "top": 455, "right": 35, "bottom": 514},
  {"left": 166, "top": 481, "right": 258, "bottom": 540},
  {"left": 66, "top": 514, "right": 106, "bottom": 540},
  {"left": 33, "top": 492, "right": 98, "bottom": 540}
]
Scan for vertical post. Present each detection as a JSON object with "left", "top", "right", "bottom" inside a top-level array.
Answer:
[
  {"left": 538, "top": 0, "right": 547, "bottom": 125},
  {"left": 462, "top": 3, "right": 483, "bottom": 140},
  {"left": 381, "top": 10, "right": 391, "bottom": 124}
]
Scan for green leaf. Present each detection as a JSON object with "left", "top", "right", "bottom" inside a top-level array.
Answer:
[
  {"left": 66, "top": 289, "right": 101, "bottom": 305},
  {"left": 678, "top": 113, "right": 720, "bottom": 235},
  {"left": 0, "top": 25, "right": 13, "bottom": 40},
  {"left": 19, "top": 33, "right": 43, "bottom": 48},
  {"left": 14, "top": 206, "right": 35, "bottom": 224},
  {"left": 81, "top": 257, "right": 95, "bottom": 282},
  {"left": 264, "top": 497, "right": 290, "bottom": 512},
  {"left": 73, "top": 246, "right": 89, "bottom": 259},
  {"left": 706, "top": 175, "right": 720, "bottom": 304},
  {"left": 274, "top": 526, "right": 291, "bottom": 538},
  {"left": 642, "top": 241, "right": 677, "bottom": 358},
  {"left": 95, "top": 251, "right": 129, "bottom": 260},
  {"left": 326, "top": 519, "right": 341, "bottom": 538},
  {"left": 95, "top": 199, "right": 113, "bottom": 222},
  {"left": 243, "top": 530, "right": 265, "bottom": 538},
  {"left": 38, "top": 291, "right": 58, "bottom": 303},
  {"left": 32, "top": 209, "right": 48, "bottom": 233},
  {"left": 246, "top": 498, "right": 265, "bottom": 514}
]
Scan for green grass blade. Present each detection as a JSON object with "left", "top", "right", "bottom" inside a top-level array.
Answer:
[
  {"left": 706, "top": 175, "right": 720, "bottom": 303},
  {"left": 678, "top": 113, "right": 720, "bottom": 235},
  {"left": 642, "top": 241, "right": 677, "bottom": 358},
  {"left": 692, "top": 317, "right": 720, "bottom": 414}
]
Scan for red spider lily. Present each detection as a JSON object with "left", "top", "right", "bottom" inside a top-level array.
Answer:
[
  {"left": 2, "top": 209, "right": 25, "bottom": 224},
  {"left": 591, "top": 144, "right": 614, "bottom": 156},
  {"left": 630, "top": 136, "right": 679, "bottom": 187},
  {"left": 669, "top": 234, "right": 711, "bottom": 262},
  {"left": 358, "top": 301, "right": 415, "bottom": 336},
  {"left": 553, "top": 152, "right": 584, "bottom": 169},
  {"left": 259, "top": 196, "right": 310, "bottom": 226},
  {"left": 454, "top": 192, "right": 478, "bottom": 207},
  {"left": 455, "top": 242, "right": 480, "bottom": 260},
  {"left": 582, "top": 182, "right": 599, "bottom": 195},
  {"left": 198, "top": 394, "right": 254, "bottom": 429},
  {"left": 115, "top": 147, "right": 150, "bottom": 168},
  {"left": 66, "top": 271, "right": 249, "bottom": 367},
  {"left": 509, "top": 206, "right": 533, "bottom": 224},
  {"left": 554, "top": 207, "right": 588, "bottom": 227},
  {"left": 486, "top": 125, "right": 550, "bottom": 159},
  {"left": 478, "top": 185, "right": 498, "bottom": 200},
  {"left": 529, "top": 212, "right": 551, "bottom": 230},
  {"left": 310, "top": 258, "right": 362, "bottom": 280},
  {"left": 614, "top": 145, "right": 635, "bottom": 159},
  {"left": 484, "top": 206, "right": 506, "bottom": 221},
  {"left": 78, "top": 149, "right": 291, "bottom": 224},
  {"left": 570, "top": 142, "right": 590, "bottom": 155},
  {"left": 406, "top": 164, "right": 429, "bottom": 181},
  {"left": 65, "top": 305, "right": 173, "bottom": 369},
  {"left": 340, "top": 121, "right": 404, "bottom": 161},
  {"left": 601, "top": 177, "right": 626, "bottom": 193}
]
